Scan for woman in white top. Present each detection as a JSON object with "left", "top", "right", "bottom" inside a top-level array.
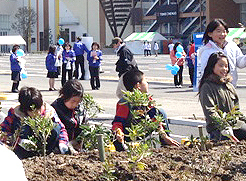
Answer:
[
  {"left": 154, "top": 41, "right": 159, "bottom": 57},
  {"left": 197, "top": 19, "right": 246, "bottom": 87}
]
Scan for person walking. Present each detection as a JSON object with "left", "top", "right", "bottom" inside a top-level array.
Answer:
[
  {"left": 170, "top": 42, "right": 186, "bottom": 88},
  {"left": 198, "top": 18, "right": 246, "bottom": 87},
  {"left": 46, "top": 45, "right": 58, "bottom": 91},
  {"left": 62, "top": 43, "right": 76, "bottom": 86},
  {"left": 112, "top": 37, "right": 138, "bottom": 98},
  {"left": 143, "top": 41, "right": 148, "bottom": 56},
  {"left": 73, "top": 37, "right": 89, "bottom": 80},
  {"left": 154, "top": 41, "right": 159, "bottom": 57},
  {"left": 147, "top": 42, "right": 151, "bottom": 56},
  {"left": 10, "top": 44, "right": 21, "bottom": 93},
  {"left": 87, "top": 42, "right": 103, "bottom": 90}
]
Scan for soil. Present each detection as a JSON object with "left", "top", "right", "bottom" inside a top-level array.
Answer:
[{"left": 23, "top": 140, "right": 246, "bottom": 181}]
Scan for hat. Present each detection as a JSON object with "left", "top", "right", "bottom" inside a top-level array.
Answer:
[{"left": 111, "top": 37, "right": 122, "bottom": 45}]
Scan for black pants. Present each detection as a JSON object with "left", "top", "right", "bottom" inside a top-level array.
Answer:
[
  {"left": 144, "top": 49, "right": 148, "bottom": 56},
  {"left": 147, "top": 50, "right": 151, "bottom": 56},
  {"left": 89, "top": 66, "right": 100, "bottom": 89},
  {"left": 74, "top": 55, "right": 85, "bottom": 79},
  {"left": 174, "top": 65, "right": 183, "bottom": 86},
  {"left": 62, "top": 63, "right": 73, "bottom": 86},
  {"left": 188, "top": 66, "right": 194, "bottom": 85}
]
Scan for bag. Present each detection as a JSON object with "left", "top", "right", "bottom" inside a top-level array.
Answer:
[{"left": 21, "top": 69, "right": 28, "bottom": 79}]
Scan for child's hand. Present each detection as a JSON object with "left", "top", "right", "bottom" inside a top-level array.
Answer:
[{"left": 115, "top": 128, "right": 124, "bottom": 143}]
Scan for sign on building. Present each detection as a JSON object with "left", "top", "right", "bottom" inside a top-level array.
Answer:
[{"left": 156, "top": 4, "right": 178, "bottom": 24}]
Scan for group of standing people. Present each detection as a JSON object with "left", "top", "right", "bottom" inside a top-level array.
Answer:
[
  {"left": 44, "top": 37, "right": 103, "bottom": 91},
  {"left": 143, "top": 41, "right": 160, "bottom": 57}
]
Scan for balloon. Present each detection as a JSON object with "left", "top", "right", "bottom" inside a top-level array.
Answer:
[
  {"left": 173, "top": 65, "right": 180, "bottom": 71},
  {"left": 165, "top": 64, "right": 173, "bottom": 70},
  {"left": 175, "top": 52, "right": 182, "bottom": 58},
  {"left": 176, "top": 45, "right": 183, "bottom": 52},
  {"left": 171, "top": 69, "right": 178, "bottom": 75},
  {"left": 58, "top": 38, "right": 65, "bottom": 45},
  {"left": 21, "top": 71, "right": 27, "bottom": 79},
  {"left": 17, "top": 49, "right": 25, "bottom": 57}
]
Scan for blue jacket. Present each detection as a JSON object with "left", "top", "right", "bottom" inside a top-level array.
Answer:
[
  {"left": 62, "top": 50, "right": 76, "bottom": 63},
  {"left": 73, "top": 41, "right": 89, "bottom": 56},
  {"left": 87, "top": 50, "right": 102, "bottom": 67},
  {"left": 10, "top": 53, "right": 21, "bottom": 71},
  {"left": 46, "top": 53, "right": 57, "bottom": 72}
]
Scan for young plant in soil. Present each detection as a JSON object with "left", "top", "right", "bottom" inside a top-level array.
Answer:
[
  {"left": 23, "top": 105, "right": 54, "bottom": 178},
  {"left": 121, "top": 89, "right": 168, "bottom": 179}
]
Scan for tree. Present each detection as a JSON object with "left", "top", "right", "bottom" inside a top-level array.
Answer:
[{"left": 11, "top": 6, "right": 37, "bottom": 52}]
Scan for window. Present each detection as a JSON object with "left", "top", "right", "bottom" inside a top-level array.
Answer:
[
  {"left": 0, "top": 14, "right": 10, "bottom": 30},
  {"left": 71, "top": 31, "right": 76, "bottom": 42}
]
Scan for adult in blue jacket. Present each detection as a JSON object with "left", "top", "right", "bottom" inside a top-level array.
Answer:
[
  {"left": 10, "top": 45, "right": 21, "bottom": 93},
  {"left": 73, "top": 37, "right": 89, "bottom": 80}
]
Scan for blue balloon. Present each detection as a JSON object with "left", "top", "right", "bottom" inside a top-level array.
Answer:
[
  {"left": 21, "top": 72, "right": 27, "bottom": 79},
  {"left": 176, "top": 45, "right": 183, "bottom": 52},
  {"left": 175, "top": 52, "right": 182, "bottom": 58},
  {"left": 58, "top": 38, "right": 65, "bottom": 45},
  {"left": 165, "top": 64, "right": 173, "bottom": 70},
  {"left": 17, "top": 49, "right": 25, "bottom": 56},
  {"left": 173, "top": 65, "right": 180, "bottom": 71},
  {"left": 171, "top": 69, "right": 178, "bottom": 75}
]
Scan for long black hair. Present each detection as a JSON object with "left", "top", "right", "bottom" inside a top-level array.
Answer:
[
  {"left": 198, "top": 52, "right": 230, "bottom": 93},
  {"left": 173, "top": 42, "right": 181, "bottom": 54},
  {"left": 202, "top": 19, "right": 229, "bottom": 45}
]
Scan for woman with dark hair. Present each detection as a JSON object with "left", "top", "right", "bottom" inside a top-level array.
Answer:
[
  {"left": 10, "top": 45, "right": 21, "bottom": 93},
  {"left": 198, "top": 18, "right": 246, "bottom": 87},
  {"left": 170, "top": 42, "right": 186, "bottom": 88},
  {"left": 46, "top": 45, "right": 58, "bottom": 91},
  {"left": 87, "top": 42, "right": 103, "bottom": 90},
  {"left": 199, "top": 52, "right": 246, "bottom": 142}
]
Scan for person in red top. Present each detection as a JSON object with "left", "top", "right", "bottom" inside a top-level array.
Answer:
[
  {"left": 187, "top": 41, "right": 195, "bottom": 87},
  {"left": 170, "top": 42, "right": 186, "bottom": 88}
]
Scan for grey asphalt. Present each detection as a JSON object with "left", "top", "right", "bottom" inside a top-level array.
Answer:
[{"left": 1, "top": 51, "right": 246, "bottom": 140}]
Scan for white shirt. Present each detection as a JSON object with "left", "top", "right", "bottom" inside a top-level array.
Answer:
[
  {"left": 154, "top": 43, "right": 159, "bottom": 50},
  {"left": 198, "top": 40, "right": 246, "bottom": 86}
]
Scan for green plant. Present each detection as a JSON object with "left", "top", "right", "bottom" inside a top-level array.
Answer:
[
  {"left": 212, "top": 105, "right": 244, "bottom": 131},
  {"left": 77, "top": 93, "right": 104, "bottom": 124},
  {"left": 77, "top": 124, "right": 112, "bottom": 151}
]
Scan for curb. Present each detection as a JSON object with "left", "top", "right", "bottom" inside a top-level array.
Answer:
[{"left": 90, "top": 114, "right": 206, "bottom": 127}]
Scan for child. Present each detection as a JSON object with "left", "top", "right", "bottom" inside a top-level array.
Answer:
[
  {"left": 10, "top": 44, "right": 21, "bottom": 93},
  {"left": 46, "top": 45, "right": 58, "bottom": 91},
  {"left": 199, "top": 52, "right": 246, "bottom": 142},
  {"left": 87, "top": 42, "right": 102, "bottom": 90},
  {"left": 61, "top": 43, "right": 75, "bottom": 86},
  {"left": 198, "top": 19, "right": 246, "bottom": 87},
  {"left": 51, "top": 79, "right": 84, "bottom": 153},
  {"left": 0, "top": 86, "right": 69, "bottom": 159},
  {"left": 170, "top": 42, "right": 186, "bottom": 88},
  {"left": 112, "top": 69, "right": 180, "bottom": 151}
]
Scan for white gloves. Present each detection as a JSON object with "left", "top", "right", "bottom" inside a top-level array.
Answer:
[
  {"left": 221, "top": 127, "right": 239, "bottom": 142},
  {"left": 59, "top": 143, "right": 69, "bottom": 154},
  {"left": 19, "top": 139, "right": 37, "bottom": 151}
]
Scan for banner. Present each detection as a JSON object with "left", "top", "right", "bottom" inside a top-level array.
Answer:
[
  {"left": 156, "top": 4, "right": 178, "bottom": 23},
  {"left": 193, "top": 32, "right": 204, "bottom": 92}
]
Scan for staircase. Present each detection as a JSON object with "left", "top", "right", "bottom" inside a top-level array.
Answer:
[{"left": 99, "top": 0, "right": 139, "bottom": 37}]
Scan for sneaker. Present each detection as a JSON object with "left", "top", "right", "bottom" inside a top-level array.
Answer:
[
  {"left": 175, "top": 85, "right": 179, "bottom": 88},
  {"left": 178, "top": 85, "right": 182, "bottom": 88},
  {"left": 189, "top": 85, "right": 193, "bottom": 88},
  {"left": 49, "top": 88, "right": 53, "bottom": 91}
]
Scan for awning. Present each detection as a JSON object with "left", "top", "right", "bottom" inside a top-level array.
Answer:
[
  {"left": 226, "top": 28, "right": 246, "bottom": 41},
  {"left": 0, "top": 35, "right": 26, "bottom": 45},
  {"left": 124, "top": 32, "right": 166, "bottom": 42}
]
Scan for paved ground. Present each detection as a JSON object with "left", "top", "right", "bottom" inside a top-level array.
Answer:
[{"left": 1, "top": 52, "right": 246, "bottom": 141}]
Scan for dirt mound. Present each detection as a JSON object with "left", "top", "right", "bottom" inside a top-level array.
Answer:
[{"left": 23, "top": 140, "right": 246, "bottom": 181}]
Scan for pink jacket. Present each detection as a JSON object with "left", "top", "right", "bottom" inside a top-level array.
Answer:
[{"left": 170, "top": 50, "right": 186, "bottom": 66}]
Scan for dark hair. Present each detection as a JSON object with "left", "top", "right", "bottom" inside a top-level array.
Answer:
[
  {"left": 202, "top": 19, "right": 229, "bottom": 45},
  {"left": 18, "top": 87, "right": 43, "bottom": 114},
  {"left": 48, "top": 45, "right": 56, "bottom": 54},
  {"left": 123, "top": 69, "right": 144, "bottom": 92},
  {"left": 12, "top": 45, "right": 19, "bottom": 53},
  {"left": 59, "top": 79, "right": 84, "bottom": 102},
  {"left": 77, "top": 37, "right": 82, "bottom": 41},
  {"left": 173, "top": 42, "right": 181, "bottom": 53},
  {"left": 64, "top": 42, "right": 72, "bottom": 49},
  {"left": 198, "top": 52, "right": 230, "bottom": 92},
  {"left": 91, "top": 42, "right": 100, "bottom": 50},
  {"left": 112, "top": 37, "right": 122, "bottom": 45}
]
